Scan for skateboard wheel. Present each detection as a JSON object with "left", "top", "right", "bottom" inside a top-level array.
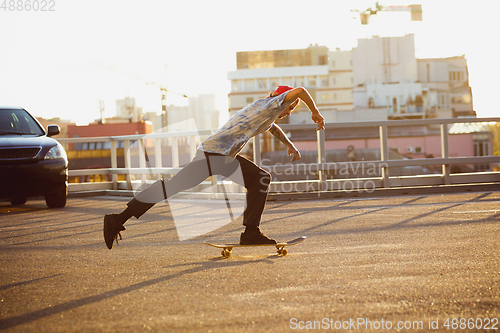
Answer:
[
  {"left": 281, "top": 249, "right": 288, "bottom": 256},
  {"left": 222, "top": 250, "right": 231, "bottom": 258}
]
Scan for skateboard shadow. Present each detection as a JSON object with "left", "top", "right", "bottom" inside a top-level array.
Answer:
[{"left": 165, "top": 255, "right": 280, "bottom": 269}]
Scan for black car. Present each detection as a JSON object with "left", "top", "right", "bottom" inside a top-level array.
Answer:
[{"left": 0, "top": 107, "right": 68, "bottom": 208}]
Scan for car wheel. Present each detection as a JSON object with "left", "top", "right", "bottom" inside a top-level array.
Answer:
[
  {"left": 45, "top": 188, "right": 67, "bottom": 208},
  {"left": 9, "top": 197, "right": 27, "bottom": 206}
]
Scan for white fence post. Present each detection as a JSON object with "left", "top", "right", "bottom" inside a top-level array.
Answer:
[
  {"left": 110, "top": 140, "right": 118, "bottom": 190},
  {"left": 441, "top": 123, "right": 451, "bottom": 185},
  {"left": 317, "top": 129, "right": 326, "bottom": 191},
  {"left": 154, "top": 138, "right": 162, "bottom": 180},
  {"left": 172, "top": 137, "right": 179, "bottom": 168},
  {"left": 124, "top": 140, "right": 132, "bottom": 191},
  {"left": 189, "top": 135, "right": 197, "bottom": 160},
  {"left": 139, "top": 139, "right": 147, "bottom": 185},
  {"left": 253, "top": 134, "right": 261, "bottom": 165},
  {"left": 379, "top": 125, "right": 389, "bottom": 188}
]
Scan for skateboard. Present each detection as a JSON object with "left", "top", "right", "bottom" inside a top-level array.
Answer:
[{"left": 204, "top": 236, "right": 306, "bottom": 258}]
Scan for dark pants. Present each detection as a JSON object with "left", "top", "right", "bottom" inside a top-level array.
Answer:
[{"left": 126, "top": 150, "right": 271, "bottom": 227}]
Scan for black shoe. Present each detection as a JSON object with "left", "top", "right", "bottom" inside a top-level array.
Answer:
[
  {"left": 103, "top": 214, "right": 126, "bottom": 250},
  {"left": 240, "top": 229, "right": 277, "bottom": 245}
]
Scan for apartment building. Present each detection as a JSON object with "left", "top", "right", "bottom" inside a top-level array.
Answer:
[
  {"left": 229, "top": 35, "right": 475, "bottom": 123},
  {"left": 227, "top": 45, "right": 353, "bottom": 124},
  {"left": 353, "top": 34, "right": 475, "bottom": 120},
  {"left": 417, "top": 55, "right": 474, "bottom": 118}
]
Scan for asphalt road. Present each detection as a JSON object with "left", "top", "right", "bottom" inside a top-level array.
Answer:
[{"left": 0, "top": 191, "right": 499, "bottom": 332}]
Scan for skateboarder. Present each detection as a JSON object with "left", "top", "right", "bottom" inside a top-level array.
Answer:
[{"left": 103, "top": 86, "right": 325, "bottom": 249}]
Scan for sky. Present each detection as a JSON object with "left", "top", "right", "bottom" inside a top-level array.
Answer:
[{"left": 0, "top": 0, "right": 498, "bottom": 125}]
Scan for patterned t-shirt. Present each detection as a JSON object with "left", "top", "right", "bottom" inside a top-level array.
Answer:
[{"left": 198, "top": 91, "right": 292, "bottom": 157}]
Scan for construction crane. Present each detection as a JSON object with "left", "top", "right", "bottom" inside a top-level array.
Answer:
[
  {"left": 352, "top": 1, "right": 422, "bottom": 25},
  {"left": 91, "top": 60, "right": 188, "bottom": 127}
]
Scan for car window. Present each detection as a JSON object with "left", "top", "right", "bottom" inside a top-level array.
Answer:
[{"left": 0, "top": 109, "right": 44, "bottom": 135}]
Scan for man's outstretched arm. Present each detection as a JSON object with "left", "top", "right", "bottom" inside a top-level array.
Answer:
[
  {"left": 268, "top": 124, "right": 301, "bottom": 162},
  {"left": 284, "top": 87, "right": 325, "bottom": 130}
]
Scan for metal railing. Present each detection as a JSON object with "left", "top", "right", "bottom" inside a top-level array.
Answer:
[{"left": 58, "top": 117, "right": 500, "bottom": 197}]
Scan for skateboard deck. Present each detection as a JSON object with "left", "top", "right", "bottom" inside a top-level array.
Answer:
[{"left": 204, "top": 236, "right": 306, "bottom": 258}]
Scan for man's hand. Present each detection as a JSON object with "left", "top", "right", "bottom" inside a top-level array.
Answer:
[
  {"left": 268, "top": 124, "right": 302, "bottom": 161},
  {"left": 287, "top": 146, "right": 301, "bottom": 162},
  {"left": 312, "top": 113, "right": 325, "bottom": 131}
]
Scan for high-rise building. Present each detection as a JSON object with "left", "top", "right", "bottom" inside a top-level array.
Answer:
[{"left": 116, "top": 97, "right": 143, "bottom": 122}]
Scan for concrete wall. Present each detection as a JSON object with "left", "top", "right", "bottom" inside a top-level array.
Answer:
[{"left": 353, "top": 35, "right": 417, "bottom": 85}]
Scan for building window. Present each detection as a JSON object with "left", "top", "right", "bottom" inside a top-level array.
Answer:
[
  {"left": 321, "top": 94, "right": 330, "bottom": 100},
  {"left": 474, "top": 141, "right": 489, "bottom": 156},
  {"left": 474, "top": 140, "right": 490, "bottom": 171},
  {"left": 449, "top": 71, "right": 464, "bottom": 81},
  {"left": 438, "top": 93, "right": 449, "bottom": 108},
  {"left": 246, "top": 97, "right": 254, "bottom": 104},
  {"left": 318, "top": 55, "right": 327, "bottom": 65},
  {"left": 257, "top": 79, "right": 267, "bottom": 90},
  {"left": 307, "top": 77, "right": 316, "bottom": 87},
  {"left": 232, "top": 80, "right": 239, "bottom": 91},
  {"left": 270, "top": 79, "right": 279, "bottom": 89},
  {"left": 244, "top": 79, "right": 254, "bottom": 91},
  {"left": 282, "top": 77, "right": 292, "bottom": 86},
  {"left": 331, "top": 60, "right": 335, "bottom": 67},
  {"left": 320, "top": 76, "right": 329, "bottom": 87}
]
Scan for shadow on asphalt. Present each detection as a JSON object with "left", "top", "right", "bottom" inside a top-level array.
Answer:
[
  {"left": 2, "top": 193, "right": 499, "bottom": 249},
  {"left": 199, "top": 192, "right": 500, "bottom": 241},
  {"left": 0, "top": 274, "right": 63, "bottom": 291},
  {"left": 0, "top": 256, "right": 278, "bottom": 330},
  {"left": 297, "top": 192, "right": 500, "bottom": 237}
]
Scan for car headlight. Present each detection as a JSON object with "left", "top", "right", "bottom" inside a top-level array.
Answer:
[{"left": 44, "top": 142, "right": 68, "bottom": 161}]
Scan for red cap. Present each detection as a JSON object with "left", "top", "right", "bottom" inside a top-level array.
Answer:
[{"left": 273, "top": 85, "right": 294, "bottom": 95}]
